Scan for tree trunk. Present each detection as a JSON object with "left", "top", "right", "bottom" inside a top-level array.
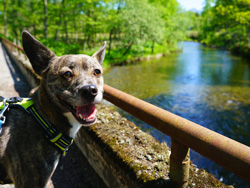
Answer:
[
  {"left": 122, "top": 41, "right": 133, "bottom": 57},
  {"left": 108, "top": 28, "right": 114, "bottom": 55},
  {"left": 246, "top": 25, "right": 249, "bottom": 42},
  {"left": 33, "top": 24, "right": 37, "bottom": 35},
  {"left": 151, "top": 40, "right": 155, "bottom": 53},
  {"left": 61, "top": 0, "right": 68, "bottom": 43},
  {"left": 44, "top": 0, "right": 48, "bottom": 39},
  {"left": 64, "top": 19, "right": 69, "bottom": 42},
  {"left": 87, "top": 33, "right": 91, "bottom": 49},
  {"left": 54, "top": 2, "right": 63, "bottom": 41},
  {"left": 3, "top": 0, "right": 7, "bottom": 38},
  {"left": 73, "top": 9, "right": 78, "bottom": 42}
]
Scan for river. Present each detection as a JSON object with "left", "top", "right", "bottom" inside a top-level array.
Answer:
[{"left": 104, "top": 42, "right": 250, "bottom": 187}]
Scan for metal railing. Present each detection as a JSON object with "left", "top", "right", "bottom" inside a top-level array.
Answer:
[
  {"left": 104, "top": 85, "right": 250, "bottom": 186},
  {"left": 2, "top": 37, "right": 250, "bottom": 187},
  {"left": 1, "top": 38, "right": 25, "bottom": 56}
]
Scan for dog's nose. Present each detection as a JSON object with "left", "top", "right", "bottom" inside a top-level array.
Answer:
[
  {"left": 81, "top": 85, "right": 98, "bottom": 101},
  {"left": 88, "top": 85, "right": 98, "bottom": 96}
]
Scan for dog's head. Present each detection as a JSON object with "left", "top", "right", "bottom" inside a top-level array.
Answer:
[{"left": 22, "top": 31, "right": 105, "bottom": 125}]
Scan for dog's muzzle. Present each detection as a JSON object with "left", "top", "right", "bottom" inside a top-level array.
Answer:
[{"left": 80, "top": 84, "right": 98, "bottom": 102}]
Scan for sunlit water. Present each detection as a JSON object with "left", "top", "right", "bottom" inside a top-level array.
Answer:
[{"left": 104, "top": 42, "right": 250, "bottom": 187}]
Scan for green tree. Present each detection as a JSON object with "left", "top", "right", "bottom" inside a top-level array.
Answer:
[
  {"left": 3, "top": 0, "right": 7, "bottom": 37},
  {"left": 118, "top": 0, "right": 165, "bottom": 56},
  {"left": 44, "top": 0, "right": 48, "bottom": 39},
  {"left": 200, "top": 0, "right": 250, "bottom": 56},
  {"left": 0, "top": 0, "right": 187, "bottom": 64}
]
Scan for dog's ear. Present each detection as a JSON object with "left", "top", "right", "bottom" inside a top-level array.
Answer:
[
  {"left": 22, "top": 30, "right": 56, "bottom": 76},
  {"left": 92, "top": 41, "right": 106, "bottom": 65}
]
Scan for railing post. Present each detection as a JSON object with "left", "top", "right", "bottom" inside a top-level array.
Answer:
[
  {"left": 18, "top": 40, "right": 21, "bottom": 55},
  {"left": 13, "top": 39, "right": 16, "bottom": 53},
  {"left": 170, "top": 139, "right": 190, "bottom": 187}
]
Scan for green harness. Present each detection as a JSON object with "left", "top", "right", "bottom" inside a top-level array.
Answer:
[
  {"left": 0, "top": 97, "right": 74, "bottom": 184},
  {"left": 0, "top": 97, "right": 73, "bottom": 156}
]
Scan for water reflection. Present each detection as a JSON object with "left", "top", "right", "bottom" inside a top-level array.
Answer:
[{"left": 104, "top": 42, "right": 250, "bottom": 187}]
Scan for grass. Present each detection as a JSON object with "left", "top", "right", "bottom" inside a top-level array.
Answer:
[{"left": 38, "top": 39, "right": 179, "bottom": 67}]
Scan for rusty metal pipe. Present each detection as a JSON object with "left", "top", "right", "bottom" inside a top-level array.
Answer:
[
  {"left": 170, "top": 139, "right": 190, "bottom": 187},
  {"left": 2, "top": 38, "right": 24, "bottom": 52},
  {"left": 103, "top": 84, "right": 250, "bottom": 182}
]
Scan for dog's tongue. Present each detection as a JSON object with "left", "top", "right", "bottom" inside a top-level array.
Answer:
[{"left": 76, "top": 104, "right": 96, "bottom": 120}]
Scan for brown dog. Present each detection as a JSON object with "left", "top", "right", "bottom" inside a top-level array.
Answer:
[{"left": 0, "top": 31, "right": 106, "bottom": 188}]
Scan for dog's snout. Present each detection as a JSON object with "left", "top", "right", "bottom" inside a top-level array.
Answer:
[
  {"left": 81, "top": 85, "right": 98, "bottom": 101},
  {"left": 89, "top": 85, "right": 98, "bottom": 96}
]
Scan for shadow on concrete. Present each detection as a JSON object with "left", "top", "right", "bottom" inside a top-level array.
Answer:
[{"left": 1, "top": 43, "right": 31, "bottom": 97}]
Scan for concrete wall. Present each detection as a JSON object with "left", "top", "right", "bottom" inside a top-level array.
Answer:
[{"left": 2, "top": 41, "right": 40, "bottom": 88}]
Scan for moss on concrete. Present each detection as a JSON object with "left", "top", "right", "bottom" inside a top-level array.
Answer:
[
  {"left": 90, "top": 103, "right": 233, "bottom": 187},
  {"left": 93, "top": 104, "right": 170, "bottom": 183}
]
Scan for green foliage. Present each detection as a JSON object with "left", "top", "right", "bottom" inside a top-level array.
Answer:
[
  {"left": 0, "top": 0, "right": 189, "bottom": 65},
  {"left": 40, "top": 39, "right": 82, "bottom": 56},
  {"left": 199, "top": 0, "right": 250, "bottom": 57},
  {"left": 117, "top": 0, "right": 165, "bottom": 55}
]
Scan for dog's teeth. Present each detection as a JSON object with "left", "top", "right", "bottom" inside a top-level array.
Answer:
[{"left": 79, "top": 114, "right": 85, "bottom": 121}]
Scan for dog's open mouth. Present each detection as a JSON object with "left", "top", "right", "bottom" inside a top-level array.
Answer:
[
  {"left": 59, "top": 97, "right": 97, "bottom": 124},
  {"left": 74, "top": 104, "right": 97, "bottom": 124}
]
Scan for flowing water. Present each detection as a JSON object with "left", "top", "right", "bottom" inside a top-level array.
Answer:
[{"left": 104, "top": 42, "right": 250, "bottom": 187}]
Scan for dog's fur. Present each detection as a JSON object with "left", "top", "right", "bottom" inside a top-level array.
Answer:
[{"left": 0, "top": 31, "right": 106, "bottom": 188}]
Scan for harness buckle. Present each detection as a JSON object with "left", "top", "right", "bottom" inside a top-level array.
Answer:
[
  {"left": 0, "top": 116, "right": 6, "bottom": 125},
  {"left": 0, "top": 116, "right": 5, "bottom": 135},
  {"left": 6, "top": 97, "right": 23, "bottom": 103},
  {"left": 0, "top": 99, "right": 10, "bottom": 126}
]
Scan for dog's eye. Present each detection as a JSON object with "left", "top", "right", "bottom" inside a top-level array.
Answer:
[
  {"left": 93, "top": 69, "right": 101, "bottom": 77},
  {"left": 63, "top": 71, "right": 73, "bottom": 79}
]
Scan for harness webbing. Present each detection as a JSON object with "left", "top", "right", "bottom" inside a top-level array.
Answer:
[
  {"left": 0, "top": 97, "right": 73, "bottom": 156},
  {"left": 0, "top": 97, "right": 74, "bottom": 185}
]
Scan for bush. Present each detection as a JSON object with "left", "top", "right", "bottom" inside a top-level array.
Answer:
[{"left": 40, "top": 39, "right": 81, "bottom": 56}]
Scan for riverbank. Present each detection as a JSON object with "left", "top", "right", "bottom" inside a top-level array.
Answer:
[
  {"left": 191, "top": 33, "right": 250, "bottom": 59},
  {"left": 103, "top": 44, "right": 181, "bottom": 66},
  {"left": 199, "top": 40, "right": 250, "bottom": 58},
  {"left": 187, "top": 33, "right": 250, "bottom": 59},
  {"left": 39, "top": 39, "right": 180, "bottom": 67}
]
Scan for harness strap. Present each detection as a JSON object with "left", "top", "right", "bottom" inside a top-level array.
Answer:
[
  {"left": 0, "top": 97, "right": 74, "bottom": 185},
  {"left": 0, "top": 97, "right": 73, "bottom": 156},
  {"left": 28, "top": 106, "right": 73, "bottom": 156}
]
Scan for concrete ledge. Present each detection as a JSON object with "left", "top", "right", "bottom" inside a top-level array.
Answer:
[
  {"left": 75, "top": 104, "right": 171, "bottom": 187},
  {"left": 2, "top": 40, "right": 40, "bottom": 88},
  {"left": 75, "top": 124, "right": 139, "bottom": 187}
]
